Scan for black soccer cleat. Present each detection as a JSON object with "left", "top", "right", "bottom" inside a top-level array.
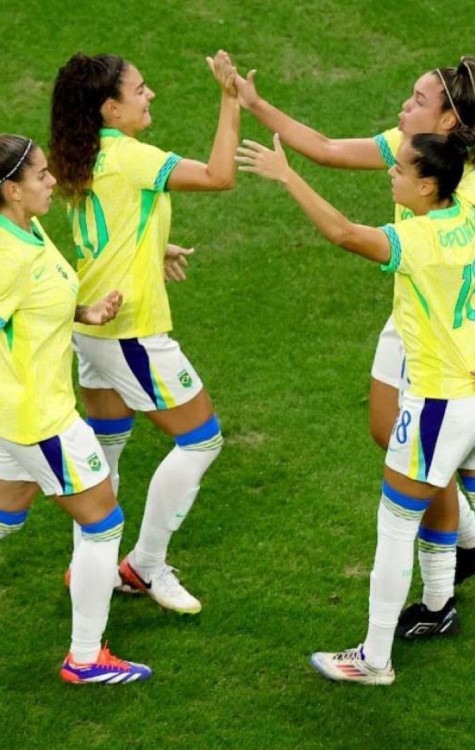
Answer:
[
  {"left": 455, "top": 546, "right": 475, "bottom": 585},
  {"left": 395, "top": 597, "right": 460, "bottom": 640}
]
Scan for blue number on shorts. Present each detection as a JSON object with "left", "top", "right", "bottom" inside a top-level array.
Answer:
[
  {"left": 71, "top": 190, "right": 109, "bottom": 260},
  {"left": 394, "top": 410, "right": 412, "bottom": 444},
  {"left": 453, "top": 261, "right": 475, "bottom": 329}
]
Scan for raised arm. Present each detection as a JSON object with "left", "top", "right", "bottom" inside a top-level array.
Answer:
[
  {"left": 235, "top": 69, "right": 385, "bottom": 170},
  {"left": 166, "top": 50, "right": 240, "bottom": 191},
  {"left": 236, "top": 134, "right": 391, "bottom": 263}
]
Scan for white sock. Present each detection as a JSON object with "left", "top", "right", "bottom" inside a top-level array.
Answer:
[
  {"left": 457, "top": 486, "right": 475, "bottom": 549},
  {"left": 364, "top": 491, "right": 426, "bottom": 669},
  {"left": 132, "top": 443, "right": 221, "bottom": 573},
  {"left": 418, "top": 526, "right": 457, "bottom": 611},
  {"left": 70, "top": 535, "right": 121, "bottom": 663},
  {"left": 69, "top": 423, "right": 131, "bottom": 563}
]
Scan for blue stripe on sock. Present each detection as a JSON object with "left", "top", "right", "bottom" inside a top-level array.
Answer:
[
  {"left": 382, "top": 481, "right": 431, "bottom": 511},
  {"left": 460, "top": 476, "right": 475, "bottom": 492},
  {"left": 175, "top": 415, "right": 221, "bottom": 447},
  {"left": 81, "top": 505, "right": 124, "bottom": 535},
  {"left": 0, "top": 508, "right": 28, "bottom": 525},
  {"left": 418, "top": 526, "right": 458, "bottom": 546},
  {"left": 86, "top": 416, "right": 134, "bottom": 435}
]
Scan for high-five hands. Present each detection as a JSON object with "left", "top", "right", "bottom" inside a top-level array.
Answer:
[{"left": 235, "top": 133, "right": 290, "bottom": 183}]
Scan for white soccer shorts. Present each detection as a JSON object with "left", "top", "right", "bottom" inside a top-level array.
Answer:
[
  {"left": 0, "top": 418, "right": 109, "bottom": 496},
  {"left": 371, "top": 315, "right": 411, "bottom": 396},
  {"left": 74, "top": 332, "right": 204, "bottom": 412},
  {"left": 385, "top": 392, "right": 475, "bottom": 487}
]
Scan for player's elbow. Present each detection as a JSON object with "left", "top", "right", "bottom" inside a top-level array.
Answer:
[{"left": 209, "top": 173, "right": 236, "bottom": 190}]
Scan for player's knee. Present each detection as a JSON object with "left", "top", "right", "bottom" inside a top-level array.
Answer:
[
  {"left": 0, "top": 508, "right": 29, "bottom": 540},
  {"left": 80, "top": 505, "right": 124, "bottom": 542},
  {"left": 175, "top": 414, "right": 223, "bottom": 458}
]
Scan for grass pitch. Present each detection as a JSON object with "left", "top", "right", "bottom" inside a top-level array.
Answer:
[{"left": 1, "top": 1, "right": 474, "bottom": 749}]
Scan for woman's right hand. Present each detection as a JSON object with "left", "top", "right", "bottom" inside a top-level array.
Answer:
[
  {"left": 206, "top": 50, "right": 237, "bottom": 97},
  {"left": 235, "top": 69, "right": 259, "bottom": 110}
]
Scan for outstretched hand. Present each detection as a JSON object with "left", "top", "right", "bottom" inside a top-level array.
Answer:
[
  {"left": 206, "top": 49, "right": 238, "bottom": 97},
  {"left": 164, "top": 244, "right": 194, "bottom": 282},
  {"left": 234, "top": 69, "right": 259, "bottom": 110},
  {"left": 235, "top": 133, "right": 289, "bottom": 182}
]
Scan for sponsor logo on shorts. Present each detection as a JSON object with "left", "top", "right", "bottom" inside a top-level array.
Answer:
[
  {"left": 87, "top": 452, "right": 102, "bottom": 471},
  {"left": 178, "top": 369, "right": 193, "bottom": 388}
]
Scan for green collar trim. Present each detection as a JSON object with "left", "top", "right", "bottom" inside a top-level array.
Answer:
[
  {"left": 427, "top": 196, "right": 461, "bottom": 220},
  {"left": 0, "top": 214, "right": 44, "bottom": 245},
  {"left": 99, "top": 127, "right": 124, "bottom": 138}
]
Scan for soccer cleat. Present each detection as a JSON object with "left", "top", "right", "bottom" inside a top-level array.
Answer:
[
  {"left": 395, "top": 597, "right": 460, "bottom": 639},
  {"left": 455, "top": 546, "right": 475, "bottom": 585},
  {"left": 60, "top": 645, "right": 152, "bottom": 684},
  {"left": 310, "top": 645, "right": 395, "bottom": 686},
  {"left": 118, "top": 555, "right": 202, "bottom": 615}
]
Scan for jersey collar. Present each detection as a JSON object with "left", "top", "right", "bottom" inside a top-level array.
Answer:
[
  {"left": 427, "top": 196, "right": 461, "bottom": 220},
  {"left": 99, "top": 127, "right": 124, "bottom": 138},
  {"left": 0, "top": 214, "right": 44, "bottom": 245}
]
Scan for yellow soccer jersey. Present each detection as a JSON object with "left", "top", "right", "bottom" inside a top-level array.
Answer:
[
  {"left": 374, "top": 127, "right": 475, "bottom": 221},
  {"left": 381, "top": 198, "right": 475, "bottom": 398},
  {"left": 0, "top": 216, "right": 79, "bottom": 444},
  {"left": 71, "top": 128, "right": 182, "bottom": 339}
]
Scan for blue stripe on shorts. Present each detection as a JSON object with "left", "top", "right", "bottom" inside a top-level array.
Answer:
[
  {"left": 38, "top": 434, "right": 66, "bottom": 492},
  {"left": 119, "top": 338, "right": 166, "bottom": 409},
  {"left": 419, "top": 399, "right": 448, "bottom": 478}
]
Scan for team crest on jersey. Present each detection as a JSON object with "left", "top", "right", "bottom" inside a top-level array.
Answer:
[
  {"left": 178, "top": 369, "right": 193, "bottom": 388},
  {"left": 87, "top": 452, "right": 102, "bottom": 472}
]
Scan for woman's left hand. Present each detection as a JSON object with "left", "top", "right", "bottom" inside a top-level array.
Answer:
[
  {"left": 77, "top": 290, "right": 123, "bottom": 325},
  {"left": 165, "top": 244, "right": 195, "bottom": 282},
  {"left": 206, "top": 49, "right": 238, "bottom": 97},
  {"left": 236, "top": 133, "right": 290, "bottom": 183}
]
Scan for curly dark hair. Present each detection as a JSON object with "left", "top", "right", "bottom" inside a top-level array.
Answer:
[{"left": 49, "top": 53, "right": 126, "bottom": 200}]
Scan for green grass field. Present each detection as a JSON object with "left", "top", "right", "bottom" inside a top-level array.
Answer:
[{"left": 2, "top": 1, "right": 475, "bottom": 748}]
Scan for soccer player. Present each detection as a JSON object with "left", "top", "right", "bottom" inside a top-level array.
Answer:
[
  {"left": 0, "top": 134, "right": 151, "bottom": 684},
  {"left": 236, "top": 128, "right": 475, "bottom": 684},
  {"left": 48, "top": 51, "right": 239, "bottom": 614},
  {"left": 235, "top": 57, "right": 475, "bottom": 636}
]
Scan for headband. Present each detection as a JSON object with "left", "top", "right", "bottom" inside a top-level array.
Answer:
[
  {"left": 461, "top": 56, "right": 475, "bottom": 97},
  {"left": 0, "top": 139, "right": 33, "bottom": 185},
  {"left": 435, "top": 69, "right": 466, "bottom": 127}
]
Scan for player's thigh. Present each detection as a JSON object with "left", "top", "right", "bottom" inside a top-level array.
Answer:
[
  {"left": 369, "top": 378, "right": 400, "bottom": 450},
  {"left": 420, "top": 478, "right": 458, "bottom": 530},
  {"left": 54, "top": 477, "right": 117, "bottom": 525},
  {"left": 80, "top": 386, "right": 134, "bottom": 419},
  {"left": 370, "top": 315, "right": 408, "bottom": 448},
  {"left": 0, "top": 479, "right": 39, "bottom": 512},
  {"left": 145, "top": 387, "right": 214, "bottom": 436}
]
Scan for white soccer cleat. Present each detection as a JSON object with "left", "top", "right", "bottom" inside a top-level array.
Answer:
[
  {"left": 119, "top": 555, "right": 202, "bottom": 614},
  {"left": 310, "top": 645, "right": 395, "bottom": 686}
]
